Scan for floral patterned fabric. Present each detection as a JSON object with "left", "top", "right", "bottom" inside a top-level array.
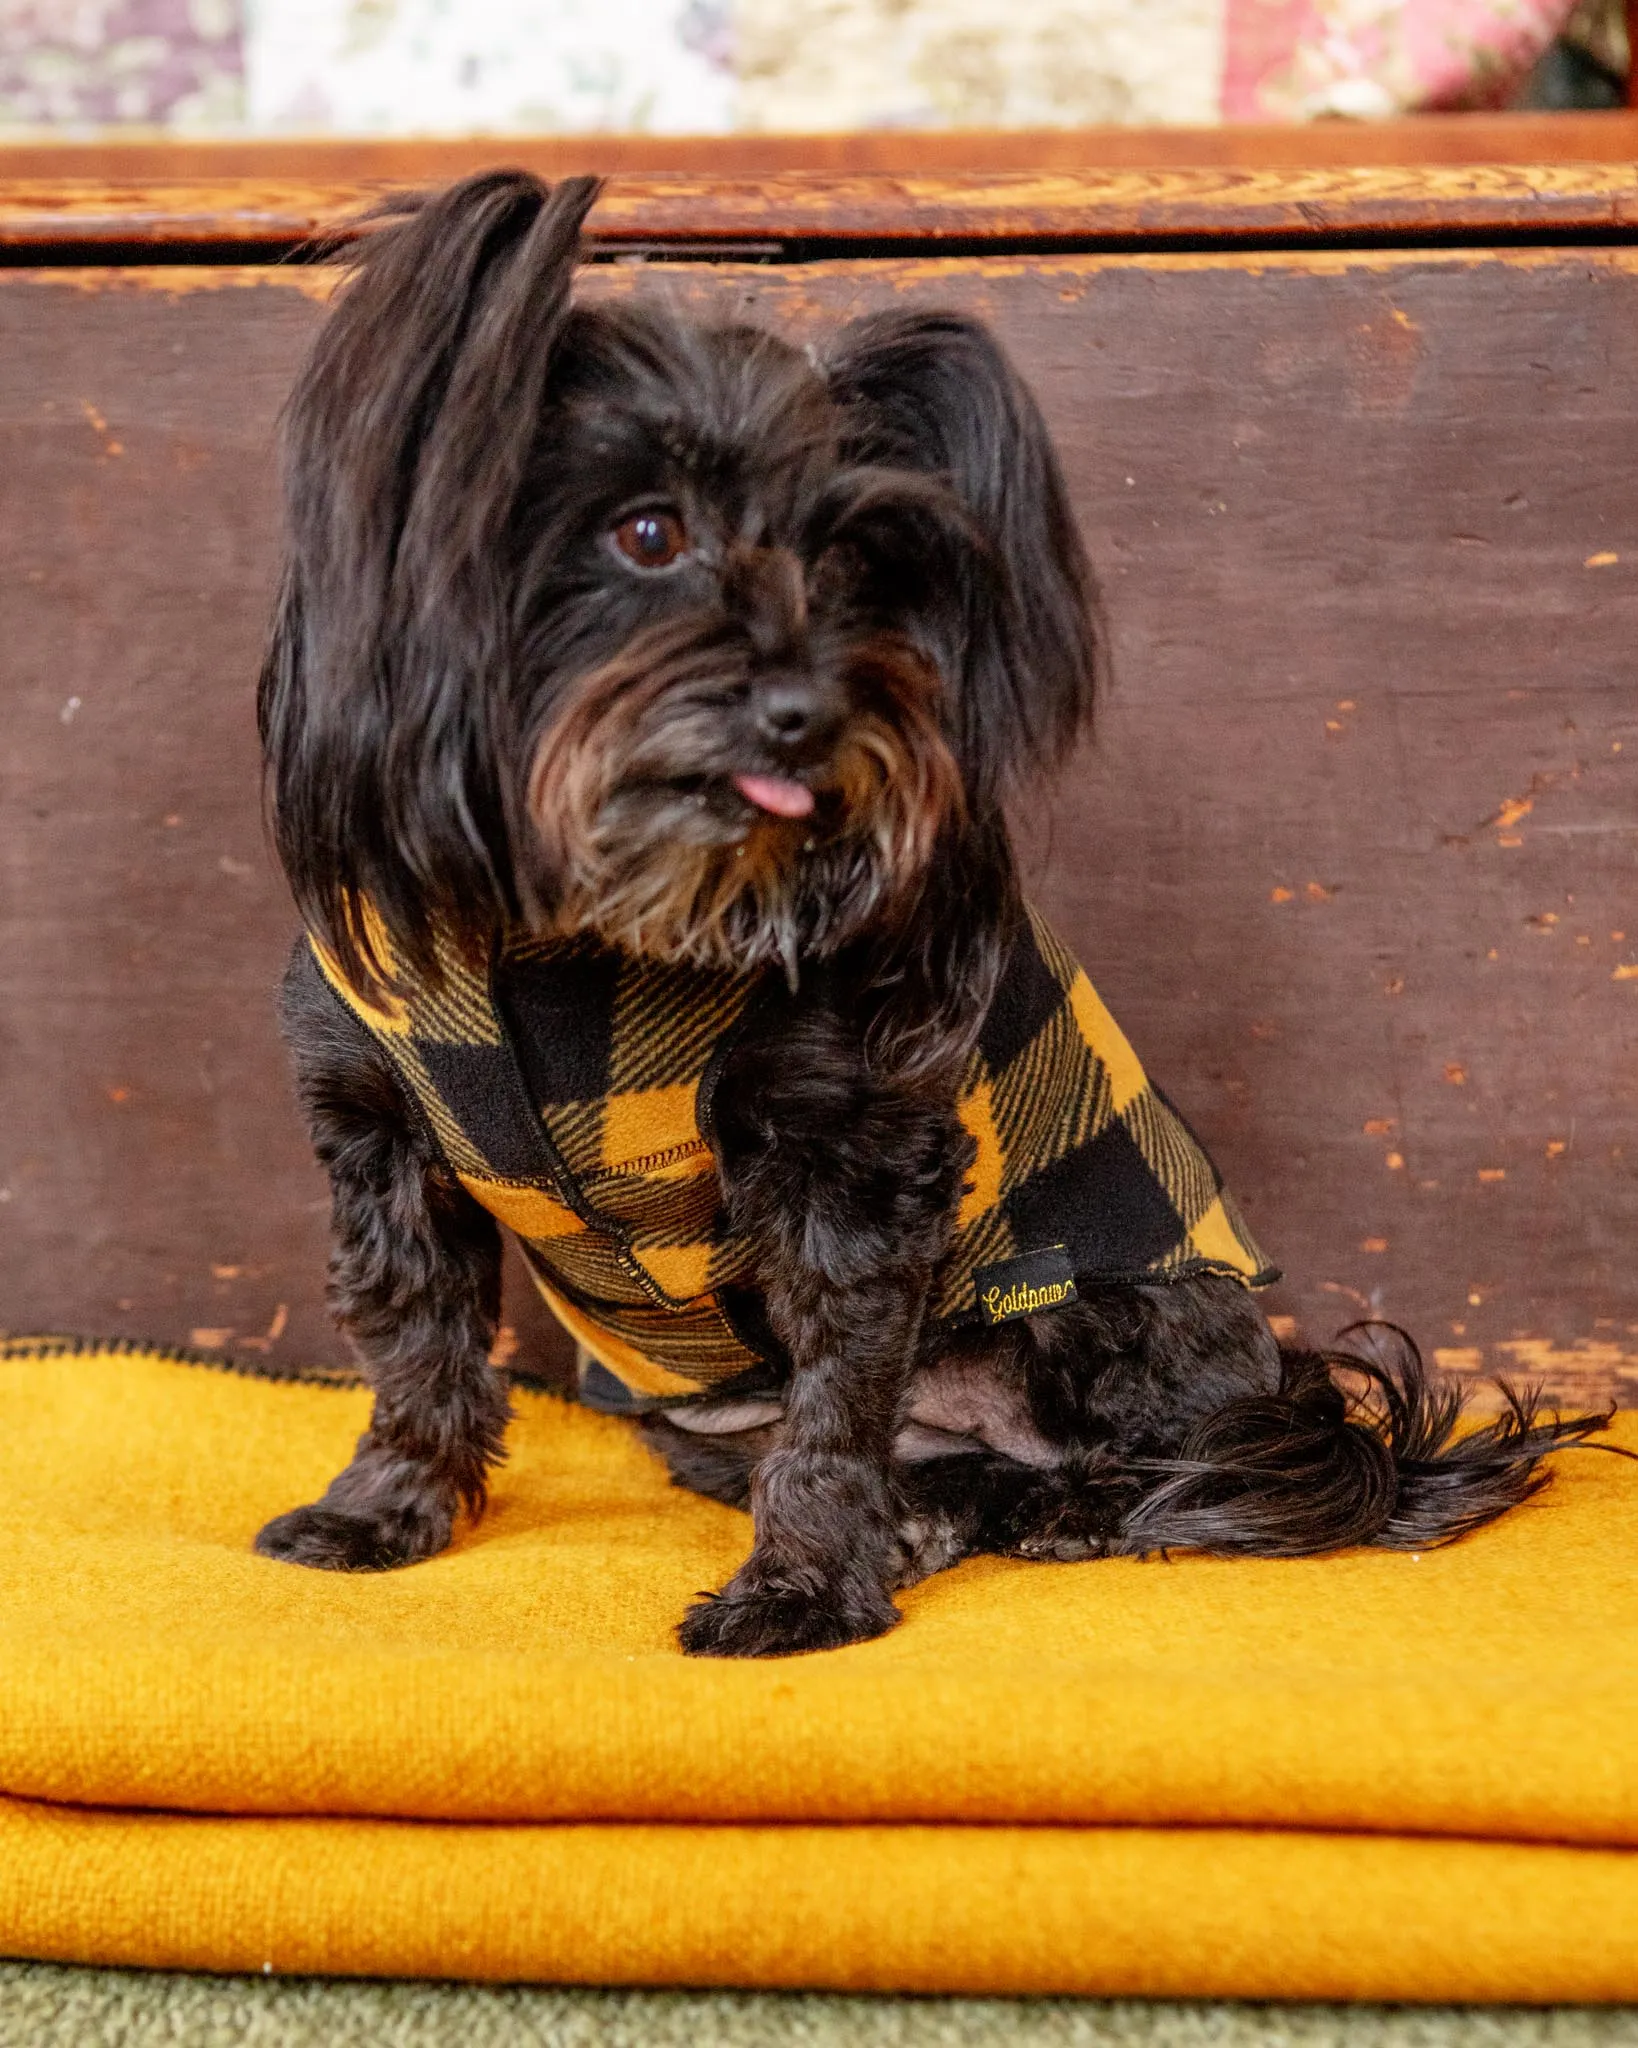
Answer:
[
  {"left": 0, "top": 0, "right": 1592, "bottom": 138},
  {"left": 0, "top": 0, "right": 242, "bottom": 129},
  {"left": 244, "top": 0, "right": 731, "bottom": 135},
  {"left": 733, "top": 0, "right": 1223, "bottom": 131},
  {"left": 1222, "top": 0, "right": 1577, "bottom": 118}
]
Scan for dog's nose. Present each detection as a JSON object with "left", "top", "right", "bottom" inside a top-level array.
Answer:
[{"left": 752, "top": 677, "right": 839, "bottom": 754}]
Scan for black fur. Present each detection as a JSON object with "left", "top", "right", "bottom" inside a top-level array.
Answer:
[
  {"left": 255, "top": 170, "right": 1611, "bottom": 1654},
  {"left": 257, "top": 943, "right": 509, "bottom": 1570}
]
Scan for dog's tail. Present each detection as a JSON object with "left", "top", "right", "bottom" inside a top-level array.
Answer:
[{"left": 1116, "top": 1323, "right": 1614, "bottom": 1558}]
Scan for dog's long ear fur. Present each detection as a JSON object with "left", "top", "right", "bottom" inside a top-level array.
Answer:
[
  {"left": 824, "top": 311, "right": 1099, "bottom": 804},
  {"left": 260, "top": 169, "right": 601, "bottom": 993}
]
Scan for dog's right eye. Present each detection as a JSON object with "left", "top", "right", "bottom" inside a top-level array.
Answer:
[{"left": 612, "top": 510, "right": 689, "bottom": 571}]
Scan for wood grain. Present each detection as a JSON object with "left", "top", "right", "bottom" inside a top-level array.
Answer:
[
  {"left": 2, "top": 249, "right": 1636, "bottom": 1411},
  {"left": 6, "top": 114, "right": 1638, "bottom": 182},
  {"left": 6, "top": 163, "right": 1638, "bottom": 256}
]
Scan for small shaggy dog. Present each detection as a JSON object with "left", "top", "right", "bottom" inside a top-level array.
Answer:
[{"left": 255, "top": 170, "right": 1602, "bottom": 1656}]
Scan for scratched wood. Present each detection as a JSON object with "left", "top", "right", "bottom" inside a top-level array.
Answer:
[
  {"left": 2, "top": 248, "right": 1636, "bottom": 1408},
  {"left": 6, "top": 163, "right": 1638, "bottom": 254},
  {"left": 5, "top": 114, "right": 1638, "bottom": 183}
]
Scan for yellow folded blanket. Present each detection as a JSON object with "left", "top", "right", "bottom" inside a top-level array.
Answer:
[{"left": 3, "top": 1343, "right": 1638, "bottom": 1997}]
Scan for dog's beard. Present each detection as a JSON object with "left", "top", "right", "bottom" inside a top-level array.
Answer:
[{"left": 527, "top": 623, "right": 964, "bottom": 980}]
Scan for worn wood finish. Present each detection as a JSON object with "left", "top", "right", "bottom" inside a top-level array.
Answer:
[
  {"left": 2, "top": 249, "right": 1636, "bottom": 1407},
  {"left": 7, "top": 164, "right": 1638, "bottom": 256},
  {"left": 7, "top": 114, "right": 1638, "bottom": 183}
]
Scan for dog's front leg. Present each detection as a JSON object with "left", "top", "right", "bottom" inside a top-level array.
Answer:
[
  {"left": 680, "top": 1010, "right": 968, "bottom": 1657},
  {"left": 678, "top": 1264, "right": 928, "bottom": 1656},
  {"left": 255, "top": 952, "right": 509, "bottom": 1572}
]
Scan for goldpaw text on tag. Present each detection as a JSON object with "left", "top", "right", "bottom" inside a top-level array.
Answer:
[{"left": 974, "top": 1245, "right": 1079, "bottom": 1325}]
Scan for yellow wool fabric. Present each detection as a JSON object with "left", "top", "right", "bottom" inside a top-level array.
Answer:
[{"left": 3, "top": 1344, "right": 1638, "bottom": 1996}]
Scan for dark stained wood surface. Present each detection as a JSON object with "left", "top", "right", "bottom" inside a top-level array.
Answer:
[
  {"left": 2, "top": 248, "right": 1636, "bottom": 1408},
  {"left": 7, "top": 164, "right": 1638, "bottom": 255},
  {"left": 1630, "top": 0, "right": 1638, "bottom": 109},
  {"left": 6, "top": 113, "right": 1638, "bottom": 182}
]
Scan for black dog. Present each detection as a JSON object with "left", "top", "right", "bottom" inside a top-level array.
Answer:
[{"left": 255, "top": 170, "right": 1602, "bottom": 1656}]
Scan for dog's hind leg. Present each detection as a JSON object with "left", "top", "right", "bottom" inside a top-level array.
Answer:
[
  {"left": 915, "top": 1284, "right": 1611, "bottom": 1562},
  {"left": 879, "top": 1276, "right": 1276, "bottom": 1567},
  {"left": 640, "top": 1411, "right": 779, "bottom": 1510},
  {"left": 642, "top": 1410, "right": 1038, "bottom": 1585},
  {"left": 255, "top": 942, "right": 510, "bottom": 1572}
]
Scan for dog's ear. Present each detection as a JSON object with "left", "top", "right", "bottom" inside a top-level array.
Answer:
[
  {"left": 824, "top": 310, "right": 1099, "bottom": 803},
  {"left": 261, "top": 170, "right": 601, "bottom": 992}
]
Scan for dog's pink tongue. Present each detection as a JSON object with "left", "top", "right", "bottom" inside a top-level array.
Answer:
[{"left": 734, "top": 773, "right": 815, "bottom": 819}]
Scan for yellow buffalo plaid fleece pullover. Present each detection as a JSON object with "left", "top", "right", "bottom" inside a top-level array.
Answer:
[{"left": 309, "top": 907, "right": 1274, "bottom": 1406}]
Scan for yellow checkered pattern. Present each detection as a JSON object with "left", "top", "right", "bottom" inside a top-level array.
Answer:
[
  {"left": 313, "top": 905, "right": 1272, "bottom": 1402},
  {"left": 930, "top": 913, "right": 1271, "bottom": 1322}
]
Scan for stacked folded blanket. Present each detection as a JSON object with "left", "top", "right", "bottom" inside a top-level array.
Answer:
[{"left": 2, "top": 1342, "right": 1636, "bottom": 1998}]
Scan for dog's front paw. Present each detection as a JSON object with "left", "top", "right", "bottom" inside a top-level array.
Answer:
[
  {"left": 254, "top": 1499, "right": 451, "bottom": 1572},
  {"left": 677, "top": 1578, "right": 900, "bottom": 1658}
]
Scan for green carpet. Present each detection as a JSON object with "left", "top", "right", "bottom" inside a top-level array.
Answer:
[{"left": 1, "top": 1968, "right": 1636, "bottom": 2048}]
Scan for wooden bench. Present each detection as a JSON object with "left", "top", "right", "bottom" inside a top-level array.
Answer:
[{"left": 3, "top": 137, "right": 1635, "bottom": 1410}]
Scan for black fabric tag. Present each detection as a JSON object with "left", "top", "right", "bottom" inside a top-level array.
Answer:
[{"left": 974, "top": 1245, "right": 1079, "bottom": 1325}]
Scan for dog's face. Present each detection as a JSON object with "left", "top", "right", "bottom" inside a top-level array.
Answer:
[
  {"left": 261, "top": 173, "right": 1097, "bottom": 993},
  {"left": 518, "top": 312, "right": 967, "bottom": 978}
]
